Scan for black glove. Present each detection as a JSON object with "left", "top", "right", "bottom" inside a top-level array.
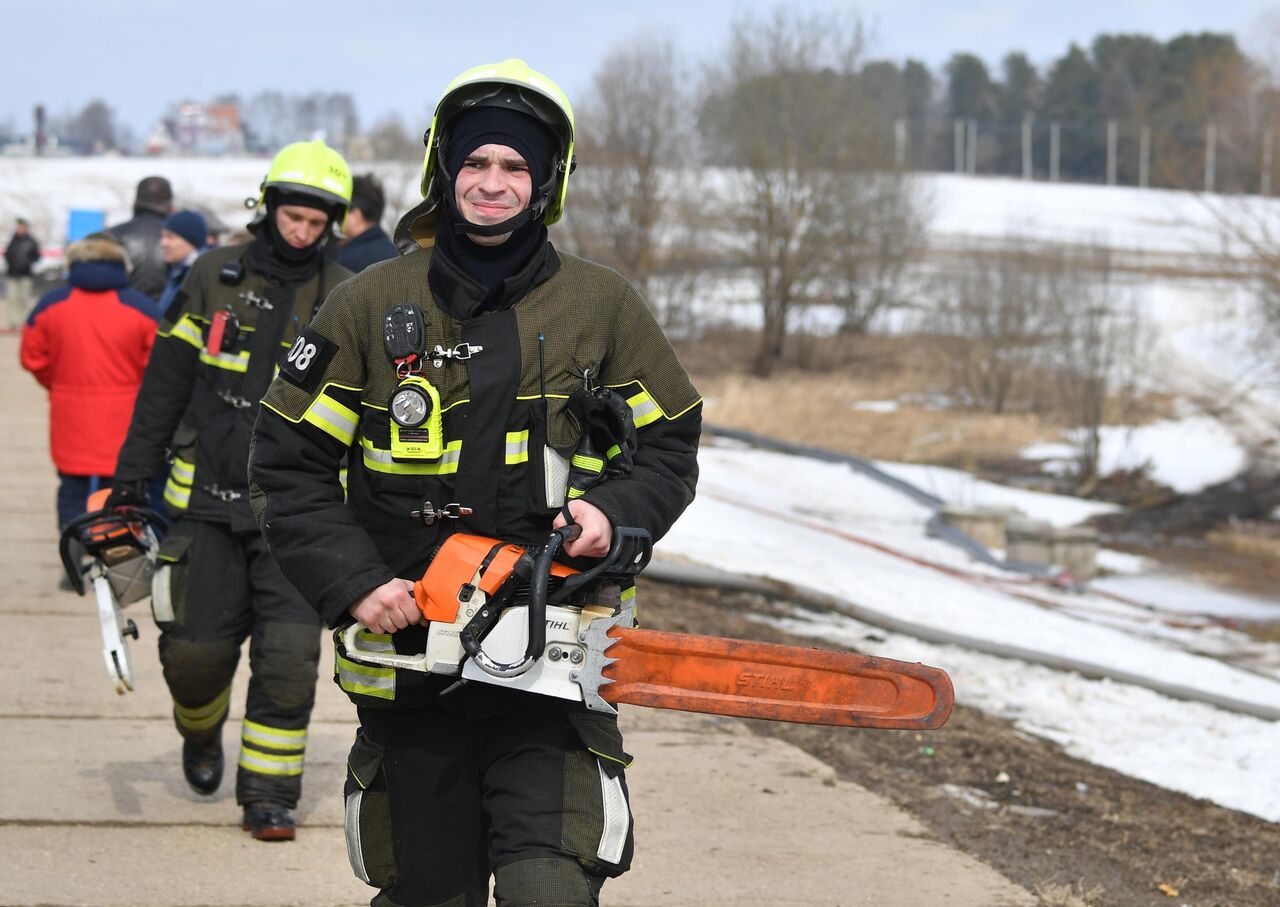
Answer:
[{"left": 104, "top": 479, "right": 149, "bottom": 511}]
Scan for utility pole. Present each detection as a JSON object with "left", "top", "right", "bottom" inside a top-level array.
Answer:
[
  {"left": 1022, "top": 115, "right": 1033, "bottom": 180},
  {"left": 1050, "top": 122, "right": 1060, "bottom": 182},
  {"left": 1139, "top": 126, "right": 1150, "bottom": 189},
  {"left": 1205, "top": 124, "right": 1217, "bottom": 193},
  {"left": 1106, "top": 120, "right": 1117, "bottom": 186}
]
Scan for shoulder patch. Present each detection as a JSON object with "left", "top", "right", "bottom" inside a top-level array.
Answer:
[{"left": 278, "top": 326, "right": 338, "bottom": 393}]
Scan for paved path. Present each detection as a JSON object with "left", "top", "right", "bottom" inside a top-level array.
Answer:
[{"left": 0, "top": 332, "right": 1033, "bottom": 906}]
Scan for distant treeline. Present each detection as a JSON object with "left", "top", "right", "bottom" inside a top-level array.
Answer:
[{"left": 11, "top": 28, "right": 1273, "bottom": 194}]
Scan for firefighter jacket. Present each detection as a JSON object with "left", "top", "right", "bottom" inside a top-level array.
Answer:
[
  {"left": 113, "top": 240, "right": 352, "bottom": 530},
  {"left": 248, "top": 243, "right": 702, "bottom": 707}
]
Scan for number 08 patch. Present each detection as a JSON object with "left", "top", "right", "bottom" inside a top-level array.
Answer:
[{"left": 278, "top": 326, "right": 338, "bottom": 392}]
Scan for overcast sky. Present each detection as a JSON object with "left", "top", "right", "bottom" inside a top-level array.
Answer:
[{"left": 6, "top": 0, "right": 1273, "bottom": 139}]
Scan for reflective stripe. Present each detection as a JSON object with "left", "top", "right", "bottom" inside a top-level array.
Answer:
[
  {"left": 626, "top": 391, "right": 661, "bottom": 428},
  {"left": 170, "top": 456, "right": 194, "bottom": 484},
  {"left": 345, "top": 790, "right": 370, "bottom": 884},
  {"left": 360, "top": 437, "right": 461, "bottom": 476},
  {"left": 505, "top": 430, "right": 529, "bottom": 465},
  {"left": 238, "top": 745, "right": 304, "bottom": 777},
  {"left": 174, "top": 687, "right": 231, "bottom": 732},
  {"left": 242, "top": 719, "right": 308, "bottom": 751},
  {"left": 166, "top": 314, "right": 204, "bottom": 349},
  {"left": 571, "top": 453, "right": 604, "bottom": 474},
  {"left": 567, "top": 486, "right": 586, "bottom": 499},
  {"left": 336, "top": 653, "right": 396, "bottom": 700},
  {"left": 163, "top": 478, "right": 192, "bottom": 510},
  {"left": 596, "top": 761, "right": 631, "bottom": 864},
  {"left": 351, "top": 629, "right": 394, "bottom": 652},
  {"left": 620, "top": 584, "right": 636, "bottom": 602},
  {"left": 304, "top": 395, "right": 359, "bottom": 446},
  {"left": 606, "top": 444, "right": 622, "bottom": 461},
  {"left": 199, "top": 348, "right": 251, "bottom": 373}
]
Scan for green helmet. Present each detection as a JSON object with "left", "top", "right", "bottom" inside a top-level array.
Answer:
[
  {"left": 421, "top": 58, "right": 576, "bottom": 227},
  {"left": 248, "top": 140, "right": 353, "bottom": 218}
]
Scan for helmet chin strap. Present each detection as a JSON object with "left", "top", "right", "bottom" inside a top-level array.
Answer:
[{"left": 450, "top": 202, "right": 543, "bottom": 238}]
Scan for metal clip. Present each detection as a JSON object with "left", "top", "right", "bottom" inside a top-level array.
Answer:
[
  {"left": 202, "top": 484, "right": 243, "bottom": 503},
  {"left": 408, "top": 501, "right": 474, "bottom": 525},
  {"left": 430, "top": 343, "right": 484, "bottom": 368},
  {"left": 239, "top": 290, "right": 274, "bottom": 310},
  {"left": 218, "top": 389, "right": 253, "bottom": 410}
]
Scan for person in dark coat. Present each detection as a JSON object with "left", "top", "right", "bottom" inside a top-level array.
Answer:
[
  {"left": 108, "top": 176, "right": 174, "bottom": 300},
  {"left": 328, "top": 173, "right": 398, "bottom": 273},
  {"left": 156, "top": 209, "right": 208, "bottom": 319},
  {"left": 5, "top": 217, "right": 42, "bottom": 328}
]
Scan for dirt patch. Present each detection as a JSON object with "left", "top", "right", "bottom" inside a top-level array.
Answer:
[{"left": 637, "top": 578, "right": 1280, "bottom": 907}]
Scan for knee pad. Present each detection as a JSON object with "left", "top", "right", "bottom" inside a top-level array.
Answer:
[
  {"left": 250, "top": 622, "right": 322, "bottom": 709},
  {"left": 493, "top": 856, "right": 596, "bottom": 907},
  {"left": 160, "top": 636, "right": 240, "bottom": 704}
]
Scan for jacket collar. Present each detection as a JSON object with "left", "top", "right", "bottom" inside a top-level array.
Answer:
[{"left": 68, "top": 260, "right": 130, "bottom": 292}]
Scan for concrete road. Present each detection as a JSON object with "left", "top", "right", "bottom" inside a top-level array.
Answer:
[{"left": 0, "top": 333, "right": 1033, "bottom": 906}]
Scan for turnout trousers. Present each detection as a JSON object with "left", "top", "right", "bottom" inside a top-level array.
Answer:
[
  {"left": 152, "top": 516, "right": 322, "bottom": 806},
  {"left": 345, "top": 691, "right": 635, "bottom": 907}
]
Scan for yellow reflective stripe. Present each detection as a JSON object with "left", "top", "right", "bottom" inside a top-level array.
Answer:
[
  {"left": 336, "top": 652, "right": 396, "bottom": 700},
  {"left": 238, "top": 746, "right": 304, "bottom": 777},
  {"left": 606, "top": 444, "right": 622, "bottom": 461},
  {"left": 620, "top": 584, "right": 636, "bottom": 602},
  {"left": 360, "top": 437, "right": 461, "bottom": 475},
  {"left": 338, "top": 466, "right": 348, "bottom": 492},
  {"left": 242, "top": 720, "right": 307, "bottom": 751},
  {"left": 163, "top": 478, "right": 191, "bottom": 510},
  {"left": 174, "top": 687, "right": 231, "bottom": 732},
  {"left": 352, "top": 629, "right": 394, "bottom": 652},
  {"left": 567, "top": 487, "right": 586, "bottom": 499},
  {"left": 165, "top": 314, "right": 204, "bottom": 348},
  {"left": 627, "top": 391, "right": 661, "bottom": 428},
  {"left": 571, "top": 453, "right": 604, "bottom": 473},
  {"left": 304, "top": 394, "right": 358, "bottom": 446},
  {"left": 505, "top": 430, "right": 529, "bottom": 465},
  {"left": 199, "top": 348, "right": 250, "bottom": 373},
  {"left": 170, "top": 456, "right": 194, "bottom": 484}
]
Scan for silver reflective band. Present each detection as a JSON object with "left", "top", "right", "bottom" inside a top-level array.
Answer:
[
  {"left": 345, "top": 789, "right": 370, "bottom": 884},
  {"left": 596, "top": 761, "right": 630, "bottom": 864}
]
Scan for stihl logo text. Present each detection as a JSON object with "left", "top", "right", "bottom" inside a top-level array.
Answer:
[{"left": 736, "top": 672, "right": 798, "bottom": 691}]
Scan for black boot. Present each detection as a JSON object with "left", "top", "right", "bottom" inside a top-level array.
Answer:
[
  {"left": 182, "top": 737, "right": 224, "bottom": 796},
  {"left": 242, "top": 801, "right": 296, "bottom": 841}
]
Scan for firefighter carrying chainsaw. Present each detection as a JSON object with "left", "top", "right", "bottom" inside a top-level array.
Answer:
[
  {"left": 105, "top": 140, "right": 354, "bottom": 841},
  {"left": 248, "top": 59, "right": 702, "bottom": 905}
]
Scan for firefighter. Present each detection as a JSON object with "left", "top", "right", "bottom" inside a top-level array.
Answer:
[
  {"left": 248, "top": 60, "right": 702, "bottom": 904},
  {"left": 105, "top": 141, "right": 354, "bottom": 841}
]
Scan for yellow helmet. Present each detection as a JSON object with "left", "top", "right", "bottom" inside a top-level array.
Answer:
[
  {"left": 248, "top": 140, "right": 353, "bottom": 217},
  {"left": 421, "top": 58, "right": 576, "bottom": 226}
]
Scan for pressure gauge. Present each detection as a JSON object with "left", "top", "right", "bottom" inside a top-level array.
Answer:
[{"left": 390, "top": 384, "right": 432, "bottom": 428}]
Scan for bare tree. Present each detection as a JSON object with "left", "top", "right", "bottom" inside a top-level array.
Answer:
[
  {"left": 699, "top": 7, "right": 926, "bottom": 375},
  {"left": 567, "top": 35, "right": 694, "bottom": 306}
]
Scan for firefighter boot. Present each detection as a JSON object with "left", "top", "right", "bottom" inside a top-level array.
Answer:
[
  {"left": 182, "top": 736, "right": 224, "bottom": 796},
  {"left": 242, "top": 801, "right": 296, "bottom": 841}
]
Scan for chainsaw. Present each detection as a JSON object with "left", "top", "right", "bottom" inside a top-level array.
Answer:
[
  {"left": 340, "top": 525, "right": 954, "bottom": 729},
  {"left": 59, "top": 491, "right": 167, "bottom": 694}
]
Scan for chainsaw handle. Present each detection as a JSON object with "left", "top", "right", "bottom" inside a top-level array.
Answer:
[{"left": 58, "top": 505, "right": 168, "bottom": 596}]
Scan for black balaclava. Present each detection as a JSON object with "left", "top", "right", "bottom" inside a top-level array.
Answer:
[
  {"left": 248, "top": 190, "right": 334, "bottom": 284},
  {"left": 432, "top": 105, "right": 557, "bottom": 303}
]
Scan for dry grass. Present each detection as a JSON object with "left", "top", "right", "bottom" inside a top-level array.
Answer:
[
  {"left": 1032, "top": 880, "right": 1107, "bottom": 907},
  {"left": 682, "top": 331, "right": 1067, "bottom": 468}
]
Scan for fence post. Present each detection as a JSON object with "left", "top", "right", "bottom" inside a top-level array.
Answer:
[
  {"left": 967, "top": 119, "right": 978, "bottom": 175},
  {"left": 1264, "top": 130, "right": 1274, "bottom": 197},
  {"left": 1022, "top": 115, "right": 1033, "bottom": 180},
  {"left": 1050, "top": 122, "right": 1060, "bottom": 182},
  {"left": 954, "top": 119, "right": 964, "bottom": 174},
  {"left": 1139, "top": 126, "right": 1150, "bottom": 189},
  {"left": 1205, "top": 124, "right": 1217, "bottom": 193},
  {"left": 1106, "top": 120, "right": 1117, "bottom": 186}
]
